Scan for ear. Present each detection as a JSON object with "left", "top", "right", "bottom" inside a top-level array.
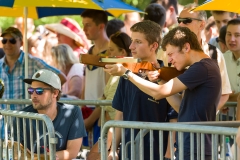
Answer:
[
  {"left": 121, "top": 49, "right": 128, "bottom": 57},
  {"left": 53, "top": 89, "right": 59, "bottom": 99},
  {"left": 183, "top": 43, "right": 190, "bottom": 53},
  {"left": 150, "top": 42, "right": 159, "bottom": 52},
  {"left": 199, "top": 20, "right": 206, "bottom": 31}
]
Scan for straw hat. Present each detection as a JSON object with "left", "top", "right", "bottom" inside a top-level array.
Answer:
[{"left": 45, "top": 18, "right": 87, "bottom": 47}]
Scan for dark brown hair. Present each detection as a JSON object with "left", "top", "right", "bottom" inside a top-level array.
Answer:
[{"left": 161, "top": 26, "right": 203, "bottom": 52}]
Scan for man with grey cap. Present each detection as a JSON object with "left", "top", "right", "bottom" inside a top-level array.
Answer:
[
  {"left": 13, "top": 69, "right": 86, "bottom": 159},
  {"left": 0, "top": 27, "right": 66, "bottom": 139}
]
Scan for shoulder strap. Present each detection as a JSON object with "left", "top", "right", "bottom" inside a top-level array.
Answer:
[{"left": 208, "top": 43, "right": 218, "bottom": 60}]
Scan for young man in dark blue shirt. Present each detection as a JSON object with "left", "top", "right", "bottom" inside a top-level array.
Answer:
[{"left": 107, "top": 20, "right": 171, "bottom": 160}]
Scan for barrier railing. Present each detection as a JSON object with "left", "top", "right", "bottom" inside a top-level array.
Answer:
[
  {"left": 101, "top": 121, "right": 240, "bottom": 160},
  {"left": 0, "top": 110, "right": 57, "bottom": 160}
]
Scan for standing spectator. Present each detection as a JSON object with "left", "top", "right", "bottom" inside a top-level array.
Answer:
[
  {"left": 151, "top": 0, "right": 179, "bottom": 30},
  {"left": 107, "top": 20, "right": 170, "bottom": 160},
  {"left": 224, "top": 18, "right": 240, "bottom": 106},
  {"left": 45, "top": 18, "right": 91, "bottom": 57},
  {"left": 144, "top": 3, "right": 166, "bottom": 29},
  {"left": 0, "top": 27, "right": 66, "bottom": 139},
  {"left": 14, "top": 17, "right": 35, "bottom": 39},
  {"left": 81, "top": 9, "right": 110, "bottom": 147},
  {"left": 209, "top": 11, "right": 236, "bottom": 49},
  {"left": 86, "top": 31, "right": 132, "bottom": 160},
  {"left": 14, "top": 69, "right": 86, "bottom": 159},
  {"left": 51, "top": 44, "right": 84, "bottom": 99},
  {"left": 123, "top": 12, "right": 141, "bottom": 36},
  {"left": 106, "top": 19, "right": 126, "bottom": 38},
  {"left": 178, "top": 3, "right": 232, "bottom": 112}
]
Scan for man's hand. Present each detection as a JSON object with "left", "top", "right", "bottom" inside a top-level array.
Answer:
[
  {"left": 104, "top": 64, "right": 127, "bottom": 76},
  {"left": 107, "top": 151, "right": 119, "bottom": 160},
  {"left": 148, "top": 71, "right": 160, "bottom": 82}
]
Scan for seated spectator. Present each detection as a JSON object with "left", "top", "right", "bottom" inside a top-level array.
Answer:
[
  {"left": 51, "top": 44, "right": 84, "bottom": 99},
  {"left": 106, "top": 19, "right": 126, "bottom": 38},
  {"left": 45, "top": 18, "right": 91, "bottom": 57},
  {"left": 86, "top": 32, "right": 132, "bottom": 160},
  {"left": 14, "top": 69, "right": 86, "bottom": 159}
]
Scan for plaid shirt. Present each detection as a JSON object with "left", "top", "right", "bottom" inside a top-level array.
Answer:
[{"left": 0, "top": 50, "right": 60, "bottom": 139}]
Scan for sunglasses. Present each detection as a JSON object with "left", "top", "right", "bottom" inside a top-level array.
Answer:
[
  {"left": 27, "top": 87, "right": 52, "bottom": 95},
  {"left": 177, "top": 17, "right": 202, "bottom": 24},
  {"left": 1, "top": 38, "right": 17, "bottom": 44}
]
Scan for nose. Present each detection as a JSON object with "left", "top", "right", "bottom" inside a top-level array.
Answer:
[{"left": 129, "top": 41, "right": 134, "bottom": 50}]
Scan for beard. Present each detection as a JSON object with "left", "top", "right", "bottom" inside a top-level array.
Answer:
[{"left": 32, "top": 96, "right": 52, "bottom": 110}]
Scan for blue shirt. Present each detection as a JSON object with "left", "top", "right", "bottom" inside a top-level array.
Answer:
[
  {"left": 0, "top": 50, "right": 60, "bottom": 139},
  {"left": 175, "top": 58, "right": 221, "bottom": 159},
  {"left": 13, "top": 103, "right": 86, "bottom": 153}
]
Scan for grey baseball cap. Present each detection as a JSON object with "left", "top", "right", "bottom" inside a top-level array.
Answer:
[{"left": 24, "top": 69, "right": 61, "bottom": 91}]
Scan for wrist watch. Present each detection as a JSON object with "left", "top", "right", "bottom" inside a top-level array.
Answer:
[{"left": 122, "top": 70, "right": 131, "bottom": 80}]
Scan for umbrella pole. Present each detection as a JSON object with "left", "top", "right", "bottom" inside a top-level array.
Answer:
[{"left": 24, "top": 7, "right": 29, "bottom": 99}]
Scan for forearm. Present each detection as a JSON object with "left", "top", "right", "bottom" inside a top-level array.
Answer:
[
  {"left": 84, "top": 107, "right": 101, "bottom": 130},
  {"left": 56, "top": 138, "right": 82, "bottom": 160},
  {"left": 217, "top": 94, "right": 230, "bottom": 111},
  {"left": 166, "top": 94, "right": 182, "bottom": 113},
  {"left": 128, "top": 72, "right": 165, "bottom": 99},
  {"left": 110, "top": 111, "right": 123, "bottom": 151}
]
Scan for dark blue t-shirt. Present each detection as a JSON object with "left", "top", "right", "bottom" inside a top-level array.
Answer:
[
  {"left": 13, "top": 102, "right": 87, "bottom": 153},
  {"left": 113, "top": 60, "right": 170, "bottom": 160},
  {"left": 175, "top": 58, "right": 221, "bottom": 159}
]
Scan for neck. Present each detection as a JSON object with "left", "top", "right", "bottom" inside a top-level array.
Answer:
[
  {"left": 189, "top": 50, "right": 209, "bottom": 65},
  {"left": 93, "top": 33, "right": 109, "bottom": 52},
  {"left": 5, "top": 52, "right": 21, "bottom": 68},
  {"left": 37, "top": 102, "right": 58, "bottom": 121}
]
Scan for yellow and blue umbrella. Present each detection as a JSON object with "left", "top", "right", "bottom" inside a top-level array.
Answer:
[
  {"left": 193, "top": 0, "right": 240, "bottom": 14},
  {"left": 0, "top": 0, "right": 143, "bottom": 18}
]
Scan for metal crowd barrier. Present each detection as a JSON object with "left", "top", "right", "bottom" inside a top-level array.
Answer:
[
  {"left": 0, "top": 110, "right": 57, "bottom": 160},
  {"left": 101, "top": 121, "right": 240, "bottom": 160},
  {"left": 0, "top": 99, "right": 112, "bottom": 160},
  {"left": 217, "top": 102, "right": 238, "bottom": 121}
]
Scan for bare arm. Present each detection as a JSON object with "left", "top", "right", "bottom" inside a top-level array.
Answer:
[
  {"left": 56, "top": 138, "right": 83, "bottom": 160},
  {"left": 105, "top": 64, "right": 187, "bottom": 101},
  {"left": 228, "top": 92, "right": 240, "bottom": 102},
  {"left": 108, "top": 110, "right": 123, "bottom": 160},
  {"left": 67, "top": 76, "right": 83, "bottom": 98},
  {"left": 84, "top": 107, "right": 101, "bottom": 131},
  {"left": 217, "top": 94, "right": 230, "bottom": 111}
]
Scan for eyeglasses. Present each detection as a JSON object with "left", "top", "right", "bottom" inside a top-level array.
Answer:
[
  {"left": 27, "top": 87, "right": 52, "bottom": 95},
  {"left": 1, "top": 38, "right": 17, "bottom": 44},
  {"left": 177, "top": 17, "right": 202, "bottom": 24}
]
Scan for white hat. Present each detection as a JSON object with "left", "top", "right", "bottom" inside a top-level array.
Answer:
[
  {"left": 24, "top": 69, "right": 61, "bottom": 91},
  {"left": 45, "top": 18, "right": 88, "bottom": 47}
]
